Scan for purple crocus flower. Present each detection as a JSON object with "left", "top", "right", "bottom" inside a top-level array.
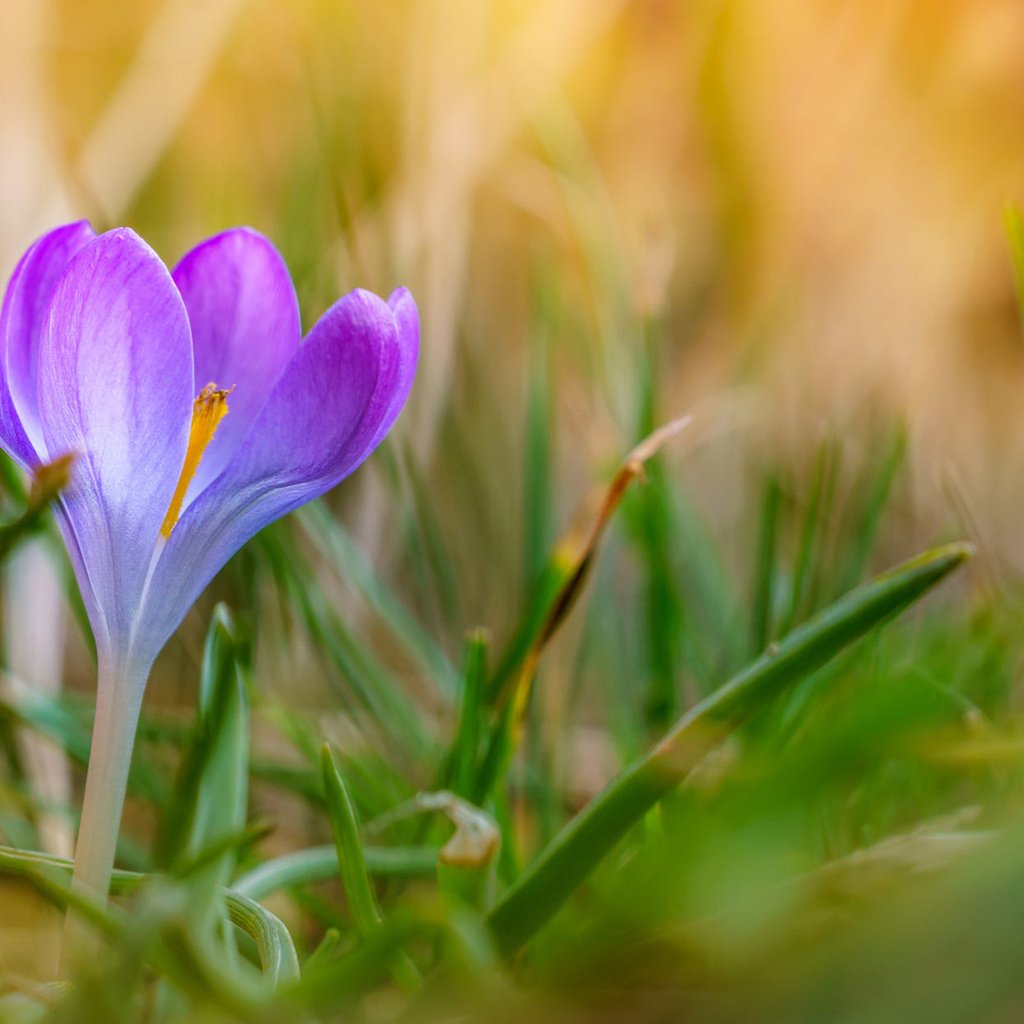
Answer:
[{"left": 0, "top": 222, "right": 418, "bottom": 911}]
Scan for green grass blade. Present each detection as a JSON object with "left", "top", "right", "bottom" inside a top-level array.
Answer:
[
  {"left": 321, "top": 744, "right": 387, "bottom": 939},
  {"left": 233, "top": 844, "right": 438, "bottom": 900},
  {"left": 485, "top": 541, "right": 972, "bottom": 956},
  {"left": 298, "top": 502, "right": 459, "bottom": 699},
  {"left": 321, "top": 745, "right": 420, "bottom": 989},
  {"left": 222, "top": 890, "right": 300, "bottom": 987},
  {"left": 750, "top": 471, "right": 782, "bottom": 654},
  {"left": 0, "top": 844, "right": 299, "bottom": 986},
  {"left": 523, "top": 305, "right": 555, "bottom": 592},
  {"left": 782, "top": 438, "right": 840, "bottom": 633},
  {"left": 395, "top": 440, "right": 461, "bottom": 636},
  {"left": 623, "top": 457, "right": 687, "bottom": 729},
  {"left": 286, "top": 559, "right": 430, "bottom": 758},
  {"left": 154, "top": 607, "right": 249, "bottom": 890},
  {"left": 667, "top": 479, "right": 745, "bottom": 689},
  {"left": 834, "top": 425, "right": 907, "bottom": 597},
  {"left": 451, "top": 630, "right": 489, "bottom": 798},
  {"left": 624, "top": 315, "right": 687, "bottom": 729}
]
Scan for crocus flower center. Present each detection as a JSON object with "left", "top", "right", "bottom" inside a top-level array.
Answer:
[{"left": 160, "top": 382, "right": 231, "bottom": 538}]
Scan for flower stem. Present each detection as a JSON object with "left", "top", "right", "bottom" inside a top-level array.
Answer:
[{"left": 60, "top": 651, "right": 149, "bottom": 972}]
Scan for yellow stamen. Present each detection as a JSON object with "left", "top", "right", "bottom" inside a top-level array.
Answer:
[{"left": 160, "top": 383, "right": 231, "bottom": 538}]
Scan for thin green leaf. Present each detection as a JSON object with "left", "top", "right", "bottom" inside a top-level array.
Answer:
[
  {"left": 450, "top": 630, "right": 489, "bottom": 798},
  {"left": 321, "top": 745, "right": 420, "bottom": 989},
  {"left": 154, "top": 605, "right": 250, "bottom": 913},
  {"left": 833, "top": 425, "right": 907, "bottom": 597},
  {"left": 523, "top": 304, "right": 555, "bottom": 591},
  {"left": 751, "top": 471, "right": 782, "bottom": 654},
  {"left": 233, "top": 844, "right": 438, "bottom": 900},
  {"left": 321, "top": 745, "right": 385, "bottom": 938},
  {"left": 0, "top": 843, "right": 299, "bottom": 986},
  {"left": 299, "top": 502, "right": 459, "bottom": 699}
]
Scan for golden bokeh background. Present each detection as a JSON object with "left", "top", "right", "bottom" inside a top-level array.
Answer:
[{"left": 2, "top": 0, "right": 1024, "bottom": 601}]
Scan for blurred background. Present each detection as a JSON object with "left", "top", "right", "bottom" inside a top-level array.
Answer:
[
  {"left": 2, "top": 1, "right": 1024, "bottom": 1016},
  {"left": 2, "top": 0, "right": 1023, "bottom": 503},
  {"left": 3, "top": 0, "right": 1024, "bottom": 559}
]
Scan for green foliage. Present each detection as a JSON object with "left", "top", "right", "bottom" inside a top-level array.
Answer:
[
  {"left": 0, "top": 410, "right": 995, "bottom": 1022},
  {"left": 0, "top": 189, "right": 1014, "bottom": 1024}
]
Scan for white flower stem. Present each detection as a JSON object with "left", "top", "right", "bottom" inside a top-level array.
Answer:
[{"left": 60, "top": 650, "right": 149, "bottom": 972}]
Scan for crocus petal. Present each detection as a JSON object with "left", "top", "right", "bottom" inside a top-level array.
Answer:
[
  {"left": 374, "top": 287, "right": 419, "bottom": 449},
  {"left": 172, "top": 228, "right": 301, "bottom": 498},
  {"left": 0, "top": 221, "right": 96, "bottom": 465},
  {"left": 38, "top": 229, "right": 193, "bottom": 655},
  {"left": 138, "top": 288, "right": 417, "bottom": 657}
]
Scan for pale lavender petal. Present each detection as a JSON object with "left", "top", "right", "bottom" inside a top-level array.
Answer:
[
  {"left": 0, "top": 221, "right": 96, "bottom": 465},
  {"left": 38, "top": 229, "right": 193, "bottom": 654},
  {"left": 374, "top": 287, "right": 419, "bottom": 449},
  {"left": 137, "top": 288, "right": 417, "bottom": 657},
  {"left": 52, "top": 508, "right": 107, "bottom": 652},
  {"left": 172, "top": 228, "right": 301, "bottom": 498}
]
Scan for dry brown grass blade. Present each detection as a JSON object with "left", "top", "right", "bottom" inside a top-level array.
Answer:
[{"left": 507, "top": 415, "right": 692, "bottom": 730}]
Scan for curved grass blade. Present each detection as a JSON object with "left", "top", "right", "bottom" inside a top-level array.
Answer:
[
  {"left": 485, "top": 542, "right": 972, "bottom": 957},
  {"left": 233, "top": 844, "right": 438, "bottom": 901},
  {"left": 222, "top": 889, "right": 300, "bottom": 986},
  {"left": 0, "top": 844, "right": 299, "bottom": 986}
]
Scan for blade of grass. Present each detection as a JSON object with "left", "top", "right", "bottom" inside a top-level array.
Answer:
[
  {"left": 750, "top": 471, "right": 782, "bottom": 655},
  {"left": 222, "top": 890, "right": 300, "bottom": 987},
  {"left": 396, "top": 439, "right": 461, "bottom": 636},
  {"left": 450, "top": 630, "right": 489, "bottom": 798},
  {"left": 298, "top": 501, "right": 458, "bottom": 700},
  {"left": 485, "top": 541, "right": 972, "bottom": 956},
  {"left": 477, "top": 418, "right": 692, "bottom": 803},
  {"left": 0, "top": 844, "right": 299, "bottom": 985},
  {"left": 523, "top": 297, "right": 556, "bottom": 592},
  {"left": 287, "top": 563, "right": 431, "bottom": 760},
  {"left": 833, "top": 425, "right": 907, "bottom": 597},
  {"left": 322, "top": 744, "right": 390, "bottom": 936},
  {"left": 321, "top": 745, "right": 420, "bottom": 990},
  {"left": 625, "top": 315, "right": 687, "bottom": 729},
  {"left": 233, "top": 844, "right": 439, "bottom": 900},
  {"left": 154, "top": 607, "right": 248, "bottom": 879},
  {"left": 185, "top": 608, "right": 250, "bottom": 935},
  {"left": 666, "top": 478, "right": 746, "bottom": 689},
  {"left": 782, "top": 438, "right": 840, "bottom": 634}
]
